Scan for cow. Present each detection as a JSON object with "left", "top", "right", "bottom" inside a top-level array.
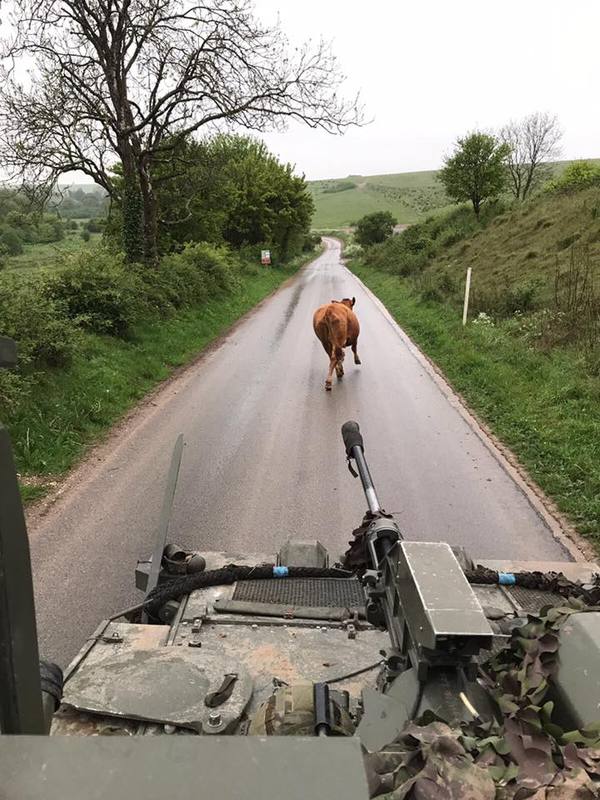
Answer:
[{"left": 313, "top": 297, "right": 361, "bottom": 391}]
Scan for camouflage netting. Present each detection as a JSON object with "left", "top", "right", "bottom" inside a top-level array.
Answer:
[{"left": 365, "top": 599, "right": 600, "bottom": 799}]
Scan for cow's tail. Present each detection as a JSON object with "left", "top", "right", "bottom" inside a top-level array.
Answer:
[{"left": 324, "top": 308, "right": 345, "bottom": 360}]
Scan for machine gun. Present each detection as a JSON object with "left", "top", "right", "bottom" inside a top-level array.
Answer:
[{"left": 340, "top": 421, "right": 494, "bottom": 744}]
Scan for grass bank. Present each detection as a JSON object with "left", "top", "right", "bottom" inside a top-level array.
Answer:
[
  {"left": 351, "top": 262, "right": 600, "bottom": 546},
  {"left": 8, "top": 254, "right": 313, "bottom": 501}
]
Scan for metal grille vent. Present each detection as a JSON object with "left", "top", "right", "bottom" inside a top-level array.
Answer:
[
  {"left": 505, "top": 586, "right": 562, "bottom": 613},
  {"left": 232, "top": 577, "right": 366, "bottom": 609}
]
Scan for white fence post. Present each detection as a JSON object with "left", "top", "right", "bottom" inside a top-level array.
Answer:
[{"left": 462, "top": 267, "right": 472, "bottom": 326}]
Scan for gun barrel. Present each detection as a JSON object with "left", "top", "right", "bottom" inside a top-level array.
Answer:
[{"left": 341, "top": 421, "right": 381, "bottom": 514}]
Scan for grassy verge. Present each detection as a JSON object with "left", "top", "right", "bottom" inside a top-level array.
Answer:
[
  {"left": 10, "top": 253, "right": 313, "bottom": 500},
  {"left": 351, "top": 262, "right": 600, "bottom": 546}
]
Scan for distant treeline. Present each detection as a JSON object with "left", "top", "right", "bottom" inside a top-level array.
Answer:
[{"left": 52, "top": 186, "right": 109, "bottom": 220}]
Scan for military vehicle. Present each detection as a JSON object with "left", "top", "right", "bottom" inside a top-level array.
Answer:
[{"left": 1, "top": 334, "right": 600, "bottom": 798}]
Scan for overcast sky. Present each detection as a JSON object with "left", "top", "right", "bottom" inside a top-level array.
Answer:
[{"left": 252, "top": 0, "right": 600, "bottom": 180}]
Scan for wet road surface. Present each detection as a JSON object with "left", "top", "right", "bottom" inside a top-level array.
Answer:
[{"left": 29, "top": 237, "right": 572, "bottom": 665}]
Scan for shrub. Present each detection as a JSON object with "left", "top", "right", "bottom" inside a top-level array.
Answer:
[
  {"left": 363, "top": 234, "right": 428, "bottom": 276},
  {"left": 302, "top": 232, "right": 322, "bottom": 251},
  {"left": 144, "top": 242, "right": 241, "bottom": 315},
  {"left": 341, "top": 242, "right": 364, "bottom": 260},
  {"left": 0, "top": 369, "right": 30, "bottom": 416},
  {"left": 0, "top": 273, "right": 78, "bottom": 367},
  {"left": 81, "top": 229, "right": 91, "bottom": 242},
  {"left": 546, "top": 161, "right": 600, "bottom": 193},
  {"left": 0, "top": 226, "right": 23, "bottom": 255},
  {"left": 85, "top": 218, "right": 106, "bottom": 233},
  {"left": 47, "top": 250, "right": 145, "bottom": 336},
  {"left": 402, "top": 226, "right": 434, "bottom": 254},
  {"left": 355, "top": 211, "right": 397, "bottom": 246},
  {"left": 416, "top": 269, "right": 456, "bottom": 304},
  {"left": 471, "top": 280, "right": 539, "bottom": 317},
  {"left": 35, "top": 218, "right": 64, "bottom": 243},
  {"left": 177, "top": 242, "right": 240, "bottom": 295},
  {"left": 321, "top": 180, "right": 356, "bottom": 193}
]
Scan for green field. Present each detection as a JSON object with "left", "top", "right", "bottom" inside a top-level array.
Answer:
[
  {"left": 309, "top": 170, "right": 454, "bottom": 229},
  {"left": 5, "top": 228, "right": 102, "bottom": 272}
]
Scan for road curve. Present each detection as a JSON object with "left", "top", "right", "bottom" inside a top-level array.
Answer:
[{"left": 29, "top": 237, "right": 571, "bottom": 666}]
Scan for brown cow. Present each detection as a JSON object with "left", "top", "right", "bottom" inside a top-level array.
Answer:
[{"left": 313, "top": 297, "right": 361, "bottom": 391}]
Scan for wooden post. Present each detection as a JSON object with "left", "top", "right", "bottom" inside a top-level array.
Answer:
[{"left": 462, "top": 267, "right": 472, "bottom": 326}]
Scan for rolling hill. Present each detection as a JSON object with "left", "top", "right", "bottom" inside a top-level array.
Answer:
[
  {"left": 309, "top": 169, "right": 453, "bottom": 229},
  {"left": 309, "top": 160, "right": 599, "bottom": 230}
]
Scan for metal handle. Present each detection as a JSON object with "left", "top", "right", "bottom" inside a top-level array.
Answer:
[{"left": 341, "top": 421, "right": 381, "bottom": 514}]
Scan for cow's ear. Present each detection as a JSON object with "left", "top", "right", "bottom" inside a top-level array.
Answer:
[{"left": 352, "top": 297, "right": 356, "bottom": 307}]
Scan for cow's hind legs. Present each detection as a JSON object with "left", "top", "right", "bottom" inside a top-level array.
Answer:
[
  {"left": 352, "top": 341, "right": 361, "bottom": 365},
  {"left": 334, "top": 348, "right": 344, "bottom": 381},
  {"left": 326, "top": 352, "right": 337, "bottom": 391}
]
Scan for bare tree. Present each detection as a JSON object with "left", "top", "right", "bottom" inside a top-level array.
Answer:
[
  {"left": 499, "top": 112, "right": 562, "bottom": 201},
  {"left": 0, "top": 0, "right": 362, "bottom": 263}
]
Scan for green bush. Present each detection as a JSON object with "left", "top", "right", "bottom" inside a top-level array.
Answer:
[
  {"left": 471, "top": 281, "right": 539, "bottom": 317},
  {"left": 302, "top": 232, "right": 322, "bottom": 251},
  {"left": 363, "top": 233, "right": 429, "bottom": 276},
  {"left": 142, "top": 242, "right": 241, "bottom": 315},
  {"left": 85, "top": 218, "right": 106, "bottom": 233},
  {"left": 355, "top": 211, "right": 397, "bottom": 246},
  {"left": 0, "top": 226, "right": 24, "bottom": 255},
  {"left": 47, "top": 250, "right": 145, "bottom": 336},
  {"left": 0, "top": 274, "right": 78, "bottom": 367},
  {"left": 0, "top": 369, "right": 30, "bottom": 415},
  {"left": 546, "top": 161, "right": 600, "bottom": 193},
  {"left": 35, "top": 218, "right": 64, "bottom": 243},
  {"left": 321, "top": 180, "right": 356, "bottom": 194},
  {"left": 81, "top": 229, "right": 91, "bottom": 242},
  {"left": 417, "top": 269, "right": 456, "bottom": 304},
  {"left": 177, "top": 242, "right": 241, "bottom": 295}
]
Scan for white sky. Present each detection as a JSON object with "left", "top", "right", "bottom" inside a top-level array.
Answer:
[
  {"left": 55, "top": 0, "right": 600, "bottom": 184},
  {"left": 253, "top": 0, "right": 600, "bottom": 180}
]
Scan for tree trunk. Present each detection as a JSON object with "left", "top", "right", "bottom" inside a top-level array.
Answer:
[
  {"left": 120, "top": 144, "right": 144, "bottom": 263},
  {"left": 138, "top": 159, "right": 160, "bottom": 265}
]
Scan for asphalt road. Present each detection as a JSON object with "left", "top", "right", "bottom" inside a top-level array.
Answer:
[{"left": 29, "top": 237, "right": 572, "bottom": 666}]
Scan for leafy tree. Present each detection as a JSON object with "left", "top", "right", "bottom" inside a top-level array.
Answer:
[
  {"left": 111, "top": 134, "right": 314, "bottom": 260},
  {"left": 354, "top": 211, "right": 397, "bottom": 246},
  {"left": 0, "top": 0, "right": 361, "bottom": 264},
  {"left": 439, "top": 133, "right": 510, "bottom": 217}
]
